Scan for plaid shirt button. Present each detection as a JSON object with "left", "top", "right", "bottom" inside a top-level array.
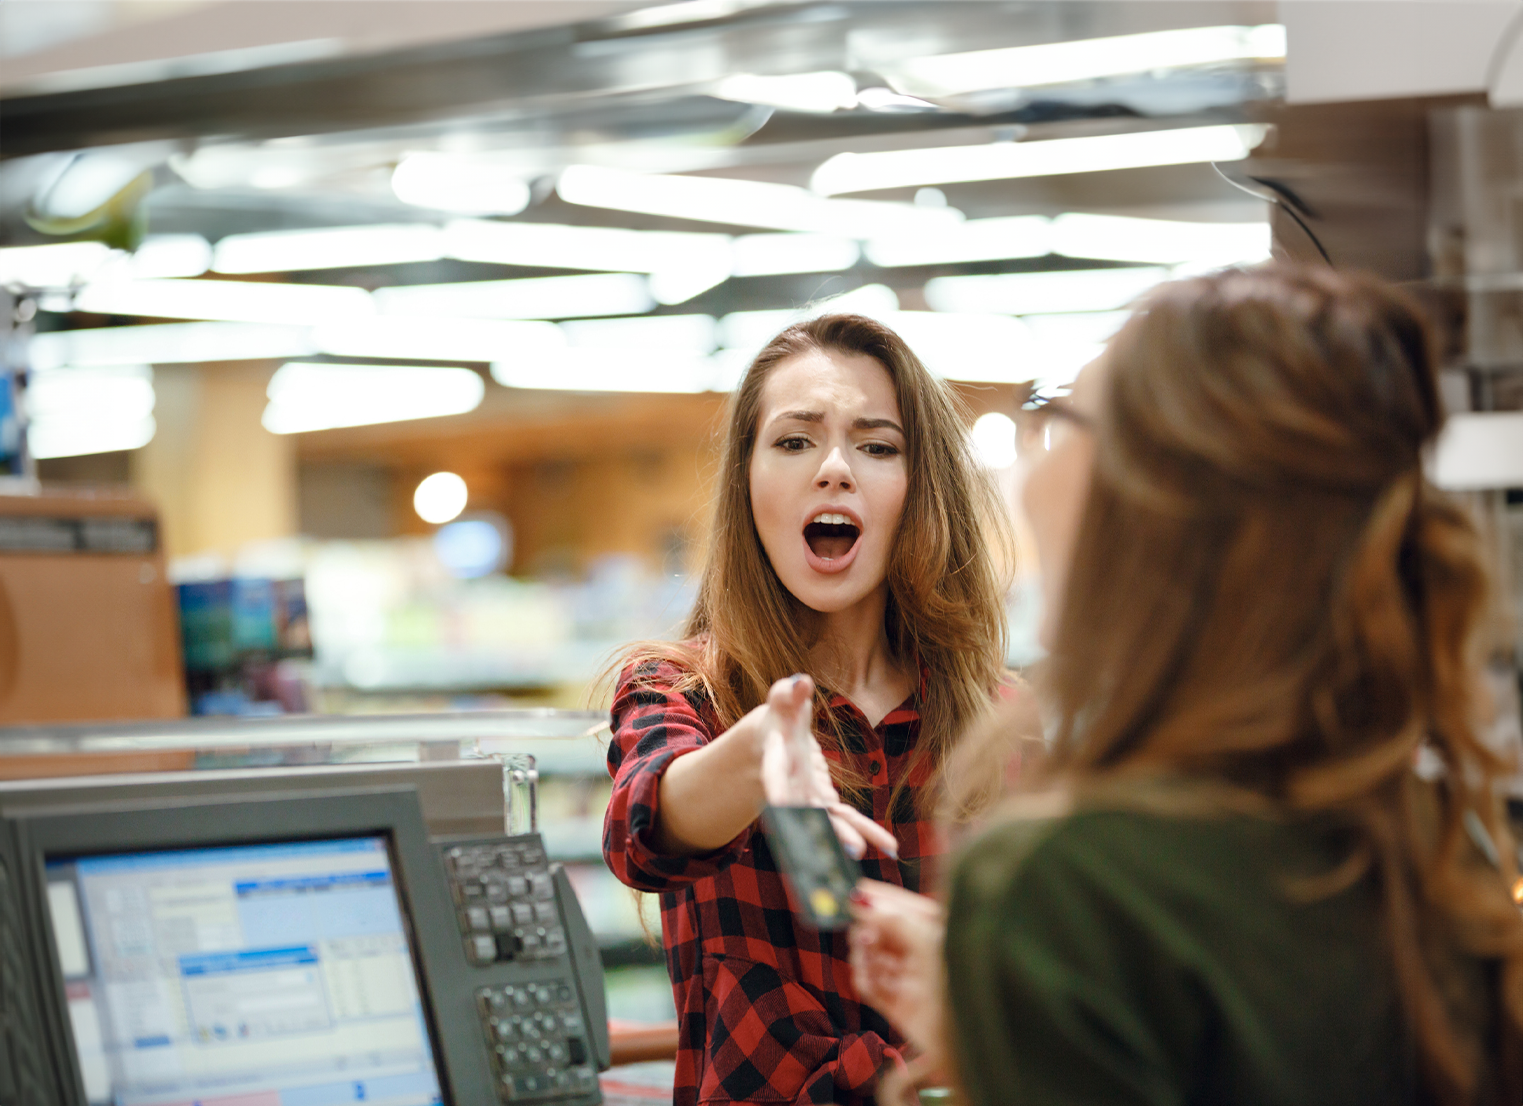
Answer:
[{"left": 604, "top": 657, "right": 940, "bottom": 1106}]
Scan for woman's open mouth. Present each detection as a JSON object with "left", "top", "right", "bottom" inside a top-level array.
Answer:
[{"left": 802, "top": 511, "right": 862, "bottom": 573}]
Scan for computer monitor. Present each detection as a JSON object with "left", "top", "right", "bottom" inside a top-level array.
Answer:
[
  {"left": 0, "top": 787, "right": 607, "bottom": 1106},
  {"left": 47, "top": 834, "right": 442, "bottom": 1106}
]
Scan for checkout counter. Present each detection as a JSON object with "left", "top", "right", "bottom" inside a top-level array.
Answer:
[{"left": 0, "top": 711, "right": 680, "bottom": 1106}]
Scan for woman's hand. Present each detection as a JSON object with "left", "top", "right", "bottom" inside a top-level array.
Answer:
[
  {"left": 758, "top": 674, "right": 898, "bottom": 860},
  {"left": 849, "top": 880, "right": 947, "bottom": 1061}
]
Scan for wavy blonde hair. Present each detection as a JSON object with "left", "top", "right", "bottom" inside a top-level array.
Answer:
[
  {"left": 618, "top": 313, "right": 1012, "bottom": 804},
  {"left": 985, "top": 266, "right": 1523, "bottom": 1105}
]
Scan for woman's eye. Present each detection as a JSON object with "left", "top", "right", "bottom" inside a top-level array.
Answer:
[
  {"left": 861, "top": 442, "right": 900, "bottom": 457},
  {"left": 777, "top": 436, "right": 810, "bottom": 452}
]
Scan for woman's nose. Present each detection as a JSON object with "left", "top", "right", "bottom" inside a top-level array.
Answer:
[{"left": 814, "top": 446, "right": 854, "bottom": 490}]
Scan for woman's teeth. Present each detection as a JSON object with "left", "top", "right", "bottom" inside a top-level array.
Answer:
[{"left": 803, "top": 514, "right": 861, "bottom": 561}]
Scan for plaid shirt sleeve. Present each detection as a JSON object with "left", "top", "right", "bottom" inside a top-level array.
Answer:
[{"left": 603, "top": 661, "right": 754, "bottom": 893}]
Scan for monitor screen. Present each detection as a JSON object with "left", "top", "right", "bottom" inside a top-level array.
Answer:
[{"left": 44, "top": 835, "right": 445, "bottom": 1106}]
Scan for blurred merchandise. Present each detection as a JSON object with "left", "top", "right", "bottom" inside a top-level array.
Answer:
[
  {"left": 301, "top": 539, "right": 695, "bottom": 698},
  {"left": 0, "top": 487, "right": 183, "bottom": 723},
  {"left": 177, "top": 576, "right": 314, "bottom": 715}
]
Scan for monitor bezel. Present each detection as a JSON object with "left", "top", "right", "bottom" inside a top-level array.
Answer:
[{"left": 7, "top": 787, "right": 485, "bottom": 1106}]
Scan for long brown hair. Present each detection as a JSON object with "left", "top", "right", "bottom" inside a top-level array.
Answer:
[
  {"left": 621, "top": 313, "right": 1011, "bottom": 799},
  {"left": 1020, "top": 265, "right": 1521, "bottom": 1104}
]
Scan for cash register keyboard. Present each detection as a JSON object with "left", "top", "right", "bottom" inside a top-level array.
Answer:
[{"left": 442, "top": 836, "right": 598, "bottom": 1102}]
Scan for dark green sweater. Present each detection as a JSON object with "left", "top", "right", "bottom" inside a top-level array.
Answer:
[{"left": 944, "top": 801, "right": 1422, "bottom": 1105}]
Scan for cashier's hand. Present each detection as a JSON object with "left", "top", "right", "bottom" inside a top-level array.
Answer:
[
  {"left": 757, "top": 674, "right": 898, "bottom": 861},
  {"left": 849, "top": 880, "right": 946, "bottom": 1063}
]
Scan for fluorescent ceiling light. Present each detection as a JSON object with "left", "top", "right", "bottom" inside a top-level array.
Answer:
[
  {"left": 262, "top": 362, "right": 485, "bottom": 434},
  {"left": 1430, "top": 412, "right": 1523, "bottom": 491},
  {"left": 213, "top": 224, "right": 444, "bottom": 274},
  {"left": 25, "top": 364, "right": 156, "bottom": 459},
  {"left": 314, "top": 317, "right": 564, "bottom": 363},
  {"left": 712, "top": 71, "right": 858, "bottom": 113},
  {"left": 29, "top": 321, "right": 316, "bottom": 371},
  {"left": 392, "top": 154, "right": 532, "bottom": 216},
  {"left": 125, "top": 235, "right": 212, "bottom": 279},
  {"left": 720, "top": 283, "right": 901, "bottom": 352},
  {"left": 810, "top": 124, "right": 1267, "bottom": 195},
  {"left": 374, "top": 273, "right": 653, "bottom": 320},
  {"left": 560, "top": 314, "right": 717, "bottom": 353},
  {"left": 1051, "top": 213, "right": 1270, "bottom": 266},
  {"left": 649, "top": 266, "right": 730, "bottom": 306},
  {"left": 731, "top": 233, "right": 860, "bottom": 276},
  {"left": 925, "top": 267, "right": 1172, "bottom": 315},
  {"left": 444, "top": 219, "right": 730, "bottom": 275},
  {"left": 890, "top": 24, "right": 1286, "bottom": 98},
  {"left": 884, "top": 311, "right": 1032, "bottom": 381},
  {"left": 558, "top": 164, "right": 963, "bottom": 238},
  {"left": 1021, "top": 311, "right": 1131, "bottom": 347},
  {"left": 74, "top": 278, "right": 375, "bottom": 324},
  {"left": 492, "top": 350, "right": 718, "bottom": 393},
  {"left": 865, "top": 215, "right": 1051, "bottom": 267},
  {"left": 0, "top": 242, "right": 117, "bottom": 290}
]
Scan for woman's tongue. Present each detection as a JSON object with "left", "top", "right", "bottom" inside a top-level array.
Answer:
[{"left": 805, "top": 524, "right": 857, "bottom": 561}]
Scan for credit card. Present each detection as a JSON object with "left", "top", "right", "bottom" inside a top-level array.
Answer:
[{"left": 760, "top": 805, "right": 862, "bottom": 930}]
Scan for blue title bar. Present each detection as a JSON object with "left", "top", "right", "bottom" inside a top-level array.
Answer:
[
  {"left": 54, "top": 836, "right": 385, "bottom": 876},
  {"left": 236, "top": 871, "right": 390, "bottom": 895},
  {"left": 180, "top": 945, "right": 320, "bottom": 976}
]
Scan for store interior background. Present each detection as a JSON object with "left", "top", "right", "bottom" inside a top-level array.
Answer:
[{"left": 4, "top": 0, "right": 1523, "bottom": 1028}]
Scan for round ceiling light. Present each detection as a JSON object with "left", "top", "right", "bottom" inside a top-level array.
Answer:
[{"left": 414, "top": 471, "right": 468, "bottom": 525}]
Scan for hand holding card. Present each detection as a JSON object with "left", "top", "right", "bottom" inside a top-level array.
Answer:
[{"left": 757, "top": 674, "right": 899, "bottom": 862}]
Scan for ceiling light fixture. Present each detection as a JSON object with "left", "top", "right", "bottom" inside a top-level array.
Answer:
[
  {"left": 557, "top": 163, "right": 963, "bottom": 237},
  {"left": 391, "top": 154, "right": 533, "bottom": 216},
  {"left": 924, "top": 267, "right": 1173, "bottom": 316},
  {"left": 124, "top": 235, "right": 213, "bottom": 279},
  {"left": 711, "top": 71, "right": 858, "bottom": 113},
  {"left": 29, "top": 321, "right": 316, "bottom": 370},
  {"left": 810, "top": 124, "right": 1267, "bottom": 195},
  {"left": 414, "top": 472, "right": 470, "bottom": 525},
  {"left": 262, "top": 362, "right": 484, "bottom": 434},
  {"left": 25, "top": 364, "right": 156, "bottom": 459},
  {"left": 491, "top": 350, "right": 718, "bottom": 393},
  {"left": 0, "top": 242, "right": 117, "bottom": 290},
  {"left": 213, "top": 224, "right": 444, "bottom": 274},
  {"left": 865, "top": 215, "right": 1051, "bottom": 267},
  {"left": 1051, "top": 213, "right": 1270, "bottom": 266},
  {"left": 560, "top": 314, "right": 718, "bottom": 353},
  {"left": 888, "top": 24, "right": 1287, "bottom": 98},
  {"left": 373, "top": 273, "right": 653, "bottom": 320},
  {"left": 730, "top": 233, "right": 860, "bottom": 276},
  {"left": 444, "top": 219, "right": 729, "bottom": 275},
  {"left": 314, "top": 317, "right": 565, "bottom": 363},
  {"left": 74, "top": 278, "right": 375, "bottom": 324}
]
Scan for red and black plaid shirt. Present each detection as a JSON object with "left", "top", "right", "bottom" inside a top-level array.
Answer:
[{"left": 603, "top": 658, "right": 942, "bottom": 1105}]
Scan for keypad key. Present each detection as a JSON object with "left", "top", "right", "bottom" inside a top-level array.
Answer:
[
  {"left": 489, "top": 905, "right": 513, "bottom": 930},
  {"left": 470, "top": 935, "right": 497, "bottom": 963},
  {"left": 566, "top": 1037, "right": 587, "bottom": 1065},
  {"left": 529, "top": 873, "right": 554, "bottom": 900},
  {"left": 486, "top": 882, "right": 509, "bottom": 903},
  {"left": 466, "top": 906, "right": 491, "bottom": 931},
  {"left": 561, "top": 1012, "right": 584, "bottom": 1035},
  {"left": 507, "top": 875, "right": 529, "bottom": 898},
  {"left": 533, "top": 901, "right": 558, "bottom": 924},
  {"left": 511, "top": 903, "right": 534, "bottom": 926}
]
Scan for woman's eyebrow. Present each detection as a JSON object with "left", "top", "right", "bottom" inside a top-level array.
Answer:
[
  {"left": 853, "top": 417, "right": 904, "bottom": 434},
  {"left": 771, "top": 409, "right": 824, "bottom": 425}
]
